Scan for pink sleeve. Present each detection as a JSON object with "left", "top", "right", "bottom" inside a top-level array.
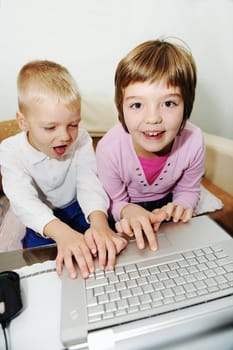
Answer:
[{"left": 172, "top": 130, "right": 205, "bottom": 209}]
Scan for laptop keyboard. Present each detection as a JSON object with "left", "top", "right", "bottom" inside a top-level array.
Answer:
[{"left": 85, "top": 244, "right": 233, "bottom": 327}]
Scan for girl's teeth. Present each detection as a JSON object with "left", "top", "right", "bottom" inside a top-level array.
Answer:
[{"left": 147, "top": 132, "right": 159, "bottom": 136}]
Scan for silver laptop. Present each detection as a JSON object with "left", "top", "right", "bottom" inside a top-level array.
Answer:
[{"left": 60, "top": 216, "right": 233, "bottom": 350}]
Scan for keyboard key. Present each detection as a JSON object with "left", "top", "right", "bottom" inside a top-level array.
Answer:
[
  {"left": 139, "top": 294, "right": 152, "bottom": 304},
  {"left": 137, "top": 277, "right": 147, "bottom": 286},
  {"left": 88, "top": 304, "right": 104, "bottom": 317},
  {"left": 142, "top": 284, "right": 154, "bottom": 294},
  {"left": 159, "top": 264, "right": 170, "bottom": 272},
  {"left": 193, "top": 249, "right": 204, "bottom": 257},
  {"left": 173, "top": 285, "right": 185, "bottom": 295},
  {"left": 129, "top": 271, "right": 140, "bottom": 279},
  {"left": 109, "top": 291, "right": 121, "bottom": 302},
  {"left": 93, "top": 286, "right": 105, "bottom": 296},
  {"left": 121, "top": 289, "right": 132, "bottom": 299},
  {"left": 115, "top": 282, "right": 126, "bottom": 291},
  {"left": 98, "top": 294, "right": 109, "bottom": 304},
  {"left": 102, "top": 312, "right": 114, "bottom": 320},
  {"left": 224, "top": 263, "right": 233, "bottom": 272},
  {"left": 162, "top": 288, "right": 174, "bottom": 298},
  {"left": 132, "top": 287, "right": 143, "bottom": 296},
  {"left": 128, "top": 296, "right": 140, "bottom": 307},
  {"left": 105, "top": 302, "right": 117, "bottom": 313},
  {"left": 86, "top": 277, "right": 108, "bottom": 289},
  {"left": 116, "top": 299, "right": 128, "bottom": 310},
  {"left": 125, "top": 264, "right": 137, "bottom": 273},
  {"left": 139, "top": 269, "right": 150, "bottom": 277},
  {"left": 153, "top": 281, "right": 165, "bottom": 291},
  {"left": 126, "top": 279, "right": 137, "bottom": 289},
  {"left": 151, "top": 291, "right": 163, "bottom": 301},
  {"left": 108, "top": 274, "right": 119, "bottom": 284}
]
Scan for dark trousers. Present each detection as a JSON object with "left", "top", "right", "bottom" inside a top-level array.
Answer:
[{"left": 22, "top": 200, "right": 90, "bottom": 248}]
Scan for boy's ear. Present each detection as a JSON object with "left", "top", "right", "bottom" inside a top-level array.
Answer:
[{"left": 16, "top": 111, "right": 28, "bottom": 131}]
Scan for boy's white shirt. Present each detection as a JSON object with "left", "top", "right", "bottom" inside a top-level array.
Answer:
[{"left": 0, "top": 128, "right": 109, "bottom": 235}]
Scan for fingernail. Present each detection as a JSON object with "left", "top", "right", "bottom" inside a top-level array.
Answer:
[{"left": 83, "top": 272, "right": 89, "bottom": 279}]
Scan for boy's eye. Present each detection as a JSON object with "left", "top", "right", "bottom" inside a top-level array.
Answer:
[
  {"left": 44, "top": 126, "right": 55, "bottom": 131},
  {"left": 69, "top": 124, "right": 78, "bottom": 128}
]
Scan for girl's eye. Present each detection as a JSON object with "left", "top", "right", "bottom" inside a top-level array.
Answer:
[
  {"left": 131, "top": 102, "right": 142, "bottom": 109},
  {"left": 163, "top": 100, "right": 177, "bottom": 108},
  {"left": 69, "top": 124, "right": 78, "bottom": 128}
]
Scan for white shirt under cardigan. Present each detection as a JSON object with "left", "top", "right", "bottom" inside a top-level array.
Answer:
[{"left": 0, "top": 128, "right": 109, "bottom": 236}]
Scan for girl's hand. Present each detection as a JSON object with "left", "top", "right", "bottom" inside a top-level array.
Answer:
[
  {"left": 85, "top": 226, "right": 127, "bottom": 271},
  {"left": 156, "top": 202, "right": 193, "bottom": 223},
  {"left": 115, "top": 204, "right": 166, "bottom": 251}
]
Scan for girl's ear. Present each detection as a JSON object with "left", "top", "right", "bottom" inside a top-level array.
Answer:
[{"left": 16, "top": 111, "right": 28, "bottom": 131}]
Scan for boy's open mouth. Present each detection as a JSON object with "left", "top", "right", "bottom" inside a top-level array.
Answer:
[{"left": 53, "top": 145, "right": 67, "bottom": 156}]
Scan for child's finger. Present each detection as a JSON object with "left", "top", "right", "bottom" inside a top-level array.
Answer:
[
  {"left": 181, "top": 208, "right": 193, "bottom": 222},
  {"left": 106, "top": 241, "right": 117, "bottom": 271},
  {"left": 113, "top": 236, "right": 128, "bottom": 254},
  {"left": 115, "top": 219, "right": 134, "bottom": 237},
  {"left": 62, "top": 253, "right": 79, "bottom": 279},
  {"left": 161, "top": 203, "right": 174, "bottom": 221},
  {"left": 95, "top": 238, "right": 107, "bottom": 271},
  {"left": 142, "top": 225, "right": 158, "bottom": 251},
  {"left": 172, "top": 205, "right": 185, "bottom": 222},
  {"left": 131, "top": 220, "right": 145, "bottom": 249},
  {"left": 150, "top": 210, "right": 167, "bottom": 228},
  {"left": 74, "top": 244, "right": 95, "bottom": 278},
  {"left": 55, "top": 253, "right": 64, "bottom": 278},
  {"left": 84, "top": 229, "right": 98, "bottom": 256}
]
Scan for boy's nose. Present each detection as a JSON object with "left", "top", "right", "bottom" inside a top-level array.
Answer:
[{"left": 60, "top": 129, "right": 71, "bottom": 142}]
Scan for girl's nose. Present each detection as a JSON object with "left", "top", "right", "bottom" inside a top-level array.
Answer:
[{"left": 145, "top": 107, "right": 162, "bottom": 124}]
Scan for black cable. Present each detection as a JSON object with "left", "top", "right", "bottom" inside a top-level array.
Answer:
[{"left": 1, "top": 321, "right": 10, "bottom": 350}]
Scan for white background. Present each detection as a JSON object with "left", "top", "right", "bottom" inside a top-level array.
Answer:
[{"left": 0, "top": 0, "right": 232, "bottom": 138}]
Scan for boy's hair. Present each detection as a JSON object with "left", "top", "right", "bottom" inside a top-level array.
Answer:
[
  {"left": 17, "top": 60, "right": 81, "bottom": 116},
  {"left": 115, "top": 38, "right": 197, "bottom": 132}
]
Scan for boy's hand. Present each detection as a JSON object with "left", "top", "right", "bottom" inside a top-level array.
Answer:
[
  {"left": 157, "top": 202, "right": 193, "bottom": 223},
  {"left": 44, "top": 219, "right": 94, "bottom": 279},
  {"left": 85, "top": 225, "right": 127, "bottom": 271},
  {"left": 55, "top": 230, "right": 95, "bottom": 279},
  {"left": 115, "top": 204, "right": 167, "bottom": 251}
]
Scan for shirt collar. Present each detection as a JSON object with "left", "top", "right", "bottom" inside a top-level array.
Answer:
[{"left": 20, "top": 132, "right": 48, "bottom": 164}]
